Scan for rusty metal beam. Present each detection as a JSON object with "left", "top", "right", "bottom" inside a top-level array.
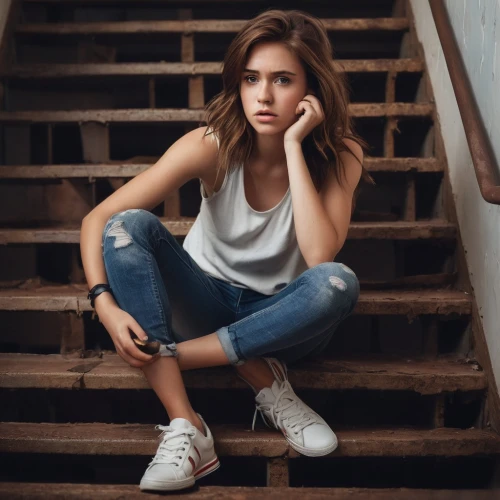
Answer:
[
  {"left": 0, "top": 104, "right": 433, "bottom": 124},
  {"left": 1, "top": 422, "right": 499, "bottom": 457},
  {"left": 0, "top": 220, "right": 457, "bottom": 244},
  {"left": 15, "top": 18, "right": 410, "bottom": 36},
  {"left": 0, "top": 158, "right": 444, "bottom": 179},
  {"left": 0, "top": 286, "right": 470, "bottom": 315},
  {"left": 5, "top": 59, "right": 424, "bottom": 78},
  {"left": 430, "top": 0, "right": 500, "bottom": 204}
]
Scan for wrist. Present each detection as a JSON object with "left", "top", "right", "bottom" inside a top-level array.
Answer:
[
  {"left": 93, "top": 291, "right": 118, "bottom": 318},
  {"left": 284, "top": 139, "right": 302, "bottom": 151}
]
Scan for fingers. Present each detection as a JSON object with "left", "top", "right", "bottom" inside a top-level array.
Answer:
[
  {"left": 302, "top": 95, "right": 323, "bottom": 116},
  {"left": 117, "top": 342, "right": 159, "bottom": 368},
  {"left": 121, "top": 328, "right": 156, "bottom": 364},
  {"left": 129, "top": 319, "right": 148, "bottom": 342},
  {"left": 295, "top": 98, "right": 323, "bottom": 123}
]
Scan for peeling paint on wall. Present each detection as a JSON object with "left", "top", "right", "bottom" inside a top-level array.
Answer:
[{"left": 410, "top": 0, "right": 500, "bottom": 390}]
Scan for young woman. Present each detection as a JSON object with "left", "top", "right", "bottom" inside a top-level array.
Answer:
[{"left": 80, "top": 9, "right": 369, "bottom": 492}]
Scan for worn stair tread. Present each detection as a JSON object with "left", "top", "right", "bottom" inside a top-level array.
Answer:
[
  {"left": 0, "top": 220, "right": 457, "bottom": 243},
  {"left": 0, "top": 158, "right": 443, "bottom": 179},
  {"left": 0, "top": 484, "right": 496, "bottom": 500},
  {"left": 0, "top": 104, "right": 433, "bottom": 123},
  {"left": 0, "top": 286, "right": 470, "bottom": 314},
  {"left": 0, "top": 353, "right": 485, "bottom": 393},
  {"left": 16, "top": 18, "right": 409, "bottom": 36},
  {"left": 1, "top": 421, "right": 499, "bottom": 457},
  {"left": 5, "top": 59, "right": 424, "bottom": 79}
]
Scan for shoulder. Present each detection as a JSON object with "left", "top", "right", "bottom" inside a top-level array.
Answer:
[
  {"left": 170, "top": 126, "right": 219, "bottom": 178},
  {"left": 181, "top": 126, "right": 218, "bottom": 155},
  {"left": 184, "top": 126, "right": 228, "bottom": 195},
  {"left": 340, "top": 138, "right": 363, "bottom": 164}
]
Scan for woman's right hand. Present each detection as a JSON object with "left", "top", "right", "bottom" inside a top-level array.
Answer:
[{"left": 97, "top": 303, "right": 159, "bottom": 368}]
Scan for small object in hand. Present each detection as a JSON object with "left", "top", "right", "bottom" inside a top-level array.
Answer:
[{"left": 131, "top": 335, "right": 161, "bottom": 355}]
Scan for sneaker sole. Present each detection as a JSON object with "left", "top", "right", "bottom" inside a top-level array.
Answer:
[
  {"left": 140, "top": 456, "right": 220, "bottom": 491},
  {"left": 286, "top": 437, "right": 338, "bottom": 457}
]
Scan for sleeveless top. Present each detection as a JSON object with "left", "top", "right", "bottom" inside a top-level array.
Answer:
[{"left": 182, "top": 135, "right": 308, "bottom": 296}]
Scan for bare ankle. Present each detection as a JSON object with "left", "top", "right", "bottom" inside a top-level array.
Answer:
[
  {"left": 185, "top": 412, "right": 204, "bottom": 435},
  {"left": 236, "top": 358, "right": 275, "bottom": 393}
]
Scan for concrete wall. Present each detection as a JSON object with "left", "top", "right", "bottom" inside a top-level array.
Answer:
[{"left": 410, "top": 0, "right": 500, "bottom": 387}]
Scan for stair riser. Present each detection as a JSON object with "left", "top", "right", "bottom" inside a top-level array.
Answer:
[
  {"left": 0, "top": 387, "right": 485, "bottom": 430},
  {"left": 0, "top": 453, "right": 497, "bottom": 489},
  {"left": 0, "top": 311, "right": 472, "bottom": 357},
  {"left": 4, "top": 71, "right": 424, "bottom": 106}
]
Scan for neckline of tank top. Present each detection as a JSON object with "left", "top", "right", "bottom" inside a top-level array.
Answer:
[{"left": 240, "top": 163, "right": 290, "bottom": 215}]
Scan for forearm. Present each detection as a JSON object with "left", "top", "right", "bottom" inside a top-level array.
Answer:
[
  {"left": 80, "top": 213, "right": 119, "bottom": 315},
  {"left": 285, "top": 141, "right": 340, "bottom": 267}
]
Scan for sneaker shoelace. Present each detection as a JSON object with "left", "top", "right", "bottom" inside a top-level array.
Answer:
[
  {"left": 149, "top": 425, "right": 196, "bottom": 467},
  {"left": 253, "top": 380, "right": 320, "bottom": 436}
]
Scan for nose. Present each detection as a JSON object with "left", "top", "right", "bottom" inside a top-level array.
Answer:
[{"left": 257, "top": 81, "right": 272, "bottom": 104}]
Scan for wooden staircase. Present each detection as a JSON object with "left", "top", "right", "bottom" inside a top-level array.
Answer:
[{"left": 0, "top": 0, "right": 499, "bottom": 497}]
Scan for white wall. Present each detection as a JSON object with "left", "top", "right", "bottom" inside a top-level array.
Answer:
[{"left": 410, "top": 0, "right": 500, "bottom": 388}]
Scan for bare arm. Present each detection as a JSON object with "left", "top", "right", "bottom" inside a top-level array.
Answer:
[
  {"left": 285, "top": 138, "right": 363, "bottom": 267},
  {"left": 79, "top": 126, "right": 218, "bottom": 365}
]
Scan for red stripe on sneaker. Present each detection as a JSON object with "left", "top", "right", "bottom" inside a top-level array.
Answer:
[
  {"left": 188, "top": 456, "right": 195, "bottom": 474},
  {"left": 194, "top": 456, "right": 219, "bottom": 477},
  {"left": 194, "top": 446, "right": 201, "bottom": 460}
]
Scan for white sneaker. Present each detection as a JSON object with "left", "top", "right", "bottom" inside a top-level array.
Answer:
[
  {"left": 139, "top": 414, "right": 220, "bottom": 491},
  {"left": 253, "top": 358, "right": 338, "bottom": 457}
]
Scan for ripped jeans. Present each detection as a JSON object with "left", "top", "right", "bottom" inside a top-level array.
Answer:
[{"left": 102, "top": 209, "right": 360, "bottom": 365}]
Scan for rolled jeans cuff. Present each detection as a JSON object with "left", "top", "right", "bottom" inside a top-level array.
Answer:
[
  {"left": 216, "top": 326, "right": 245, "bottom": 366},
  {"left": 158, "top": 343, "right": 178, "bottom": 358}
]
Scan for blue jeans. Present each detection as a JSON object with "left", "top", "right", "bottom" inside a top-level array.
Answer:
[{"left": 102, "top": 209, "right": 359, "bottom": 365}]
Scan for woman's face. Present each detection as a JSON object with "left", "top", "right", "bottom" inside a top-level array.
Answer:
[{"left": 240, "top": 42, "right": 309, "bottom": 136}]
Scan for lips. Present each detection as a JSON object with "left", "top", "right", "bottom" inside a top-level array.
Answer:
[{"left": 255, "top": 110, "right": 277, "bottom": 116}]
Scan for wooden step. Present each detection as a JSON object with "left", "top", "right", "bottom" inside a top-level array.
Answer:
[
  {"left": 5, "top": 59, "right": 424, "bottom": 79},
  {"left": 0, "top": 354, "right": 486, "bottom": 394},
  {"left": 0, "top": 104, "right": 433, "bottom": 123},
  {"left": 15, "top": 19, "right": 410, "bottom": 37},
  {"left": 0, "top": 158, "right": 443, "bottom": 179},
  {"left": 0, "top": 220, "right": 456, "bottom": 244},
  {"left": 0, "top": 483, "right": 495, "bottom": 500},
  {"left": 1, "top": 421, "right": 499, "bottom": 457},
  {"left": 0, "top": 287, "right": 471, "bottom": 315}
]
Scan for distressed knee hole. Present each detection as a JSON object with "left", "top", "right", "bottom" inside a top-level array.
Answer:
[
  {"left": 107, "top": 221, "right": 132, "bottom": 249},
  {"left": 329, "top": 276, "right": 347, "bottom": 291}
]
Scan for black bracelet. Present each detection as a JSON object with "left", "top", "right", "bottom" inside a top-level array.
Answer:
[{"left": 88, "top": 283, "right": 113, "bottom": 308}]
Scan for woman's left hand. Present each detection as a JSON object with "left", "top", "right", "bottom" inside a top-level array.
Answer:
[{"left": 284, "top": 94, "right": 325, "bottom": 145}]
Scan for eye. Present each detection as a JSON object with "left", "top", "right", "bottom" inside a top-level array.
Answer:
[
  {"left": 276, "top": 77, "right": 290, "bottom": 84},
  {"left": 244, "top": 75, "right": 257, "bottom": 83}
]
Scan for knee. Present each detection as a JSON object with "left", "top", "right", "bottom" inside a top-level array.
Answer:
[
  {"left": 303, "top": 262, "right": 360, "bottom": 315},
  {"left": 102, "top": 209, "right": 159, "bottom": 251}
]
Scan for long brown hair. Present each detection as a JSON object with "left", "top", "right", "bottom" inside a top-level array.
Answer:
[{"left": 204, "top": 9, "right": 373, "bottom": 192}]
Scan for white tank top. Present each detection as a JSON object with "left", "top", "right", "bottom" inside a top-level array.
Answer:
[{"left": 183, "top": 152, "right": 308, "bottom": 296}]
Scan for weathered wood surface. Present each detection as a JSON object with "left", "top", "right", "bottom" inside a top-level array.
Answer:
[
  {"left": 16, "top": 19, "right": 410, "bottom": 36},
  {"left": 0, "top": 484, "right": 496, "bottom": 500},
  {"left": 5, "top": 59, "right": 424, "bottom": 79},
  {"left": 0, "top": 158, "right": 443, "bottom": 179},
  {"left": 0, "top": 104, "right": 433, "bottom": 124},
  {"left": 0, "top": 287, "right": 470, "bottom": 314},
  {"left": 0, "top": 353, "right": 485, "bottom": 394},
  {"left": 1, "top": 422, "right": 499, "bottom": 457},
  {"left": 0, "top": 220, "right": 457, "bottom": 244}
]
